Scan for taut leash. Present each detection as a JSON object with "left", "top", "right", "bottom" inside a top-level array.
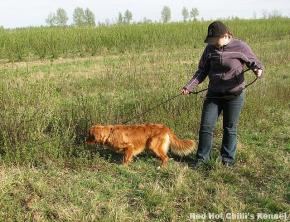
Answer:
[
  {"left": 196, "top": 68, "right": 258, "bottom": 99},
  {"left": 121, "top": 68, "right": 257, "bottom": 124},
  {"left": 121, "top": 93, "right": 182, "bottom": 124}
]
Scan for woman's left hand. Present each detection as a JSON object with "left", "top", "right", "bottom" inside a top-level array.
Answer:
[{"left": 253, "top": 69, "right": 263, "bottom": 78}]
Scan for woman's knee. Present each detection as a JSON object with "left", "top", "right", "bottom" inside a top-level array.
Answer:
[
  {"left": 200, "top": 124, "right": 216, "bottom": 134},
  {"left": 223, "top": 123, "right": 237, "bottom": 134}
]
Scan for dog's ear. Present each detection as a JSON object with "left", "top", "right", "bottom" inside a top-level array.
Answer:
[{"left": 85, "top": 127, "right": 97, "bottom": 144}]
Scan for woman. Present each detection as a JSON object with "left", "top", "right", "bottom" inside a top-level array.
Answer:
[{"left": 181, "top": 21, "right": 264, "bottom": 167}]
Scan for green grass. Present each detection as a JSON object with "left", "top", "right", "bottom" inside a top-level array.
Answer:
[
  {"left": 0, "top": 18, "right": 289, "bottom": 62},
  {"left": 0, "top": 18, "right": 290, "bottom": 221}
]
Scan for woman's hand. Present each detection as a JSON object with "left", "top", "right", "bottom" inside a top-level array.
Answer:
[
  {"left": 181, "top": 88, "right": 190, "bottom": 95},
  {"left": 253, "top": 69, "right": 263, "bottom": 78}
]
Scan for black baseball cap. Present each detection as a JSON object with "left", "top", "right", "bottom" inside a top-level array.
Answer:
[{"left": 204, "top": 21, "right": 230, "bottom": 43}]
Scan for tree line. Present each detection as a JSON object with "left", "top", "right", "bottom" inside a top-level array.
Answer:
[
  {"left": 45, "top": 6, "right": 200, "bottom": 27},
  {"left": 46, "top": 7, "right": 95, "bottom": 26}
]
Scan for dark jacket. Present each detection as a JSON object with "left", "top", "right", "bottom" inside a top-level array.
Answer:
[{"left": 183, "top": 38, "right": 264, "bottom": 94}]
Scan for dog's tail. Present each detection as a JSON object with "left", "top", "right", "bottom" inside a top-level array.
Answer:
[{"left": 168, "top": 130, "right": 196, "bottom": 156}]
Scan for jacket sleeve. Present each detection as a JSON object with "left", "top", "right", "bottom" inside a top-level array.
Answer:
[
  {"left": 183, "top": 47, "right": 209, "bottom": 92},
  {"left": 240, "top": 41, "right": 264, "bottom": 71}
]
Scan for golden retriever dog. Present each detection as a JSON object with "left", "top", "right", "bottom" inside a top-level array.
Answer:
[{"left": 85, "top": 123, "right": 196, "bottom": 167}]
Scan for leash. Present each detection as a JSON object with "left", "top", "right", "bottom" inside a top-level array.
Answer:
[
  {"left": 121, "top": 93, "right": 182, "bottom": 124},
  {"left": 197, "top": 68, "right": 258, "bottom": 99},
  {"left": 121, "top": 68, "right": 257, "bottom": 124}
]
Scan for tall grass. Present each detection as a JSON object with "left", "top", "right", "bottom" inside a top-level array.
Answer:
[
  {"left": 0, "top": 26, "right": 289, "bottom": 164},
  {"left": 0, "top": 18, "right": 289, "bottom": 62}
]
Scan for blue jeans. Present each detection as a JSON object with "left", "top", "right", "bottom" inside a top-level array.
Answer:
[{"left": 196, "top": 91, "right": 244, "bottom": 163}]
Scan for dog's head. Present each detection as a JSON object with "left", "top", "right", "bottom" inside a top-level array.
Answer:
[{"left": 85, "top": 125, "right": 112, "bottom": 145}]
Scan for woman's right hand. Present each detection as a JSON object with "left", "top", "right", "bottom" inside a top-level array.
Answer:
[
  {"left": 253, "top": 68, "right": 263, "bottom": 78},
  {"left": 181, "top": 88, "right": 190, "bottom": 95}
]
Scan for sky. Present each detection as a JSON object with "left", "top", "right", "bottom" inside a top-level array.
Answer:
[{"left": 0, "top": 0, "right": 289, "bottom": 28}]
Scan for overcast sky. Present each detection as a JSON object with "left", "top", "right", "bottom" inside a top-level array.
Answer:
[{"left": 0, "top": 0, "right": 289, "bottom": 28}]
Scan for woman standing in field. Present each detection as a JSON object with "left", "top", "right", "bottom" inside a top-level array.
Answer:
[{"left": 181, "top": 21, "right": 264, "bottom": 166}]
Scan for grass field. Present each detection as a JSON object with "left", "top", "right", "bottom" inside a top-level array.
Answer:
[{"left": 0, "top": 18, "right": 290, "bottom": 221}]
